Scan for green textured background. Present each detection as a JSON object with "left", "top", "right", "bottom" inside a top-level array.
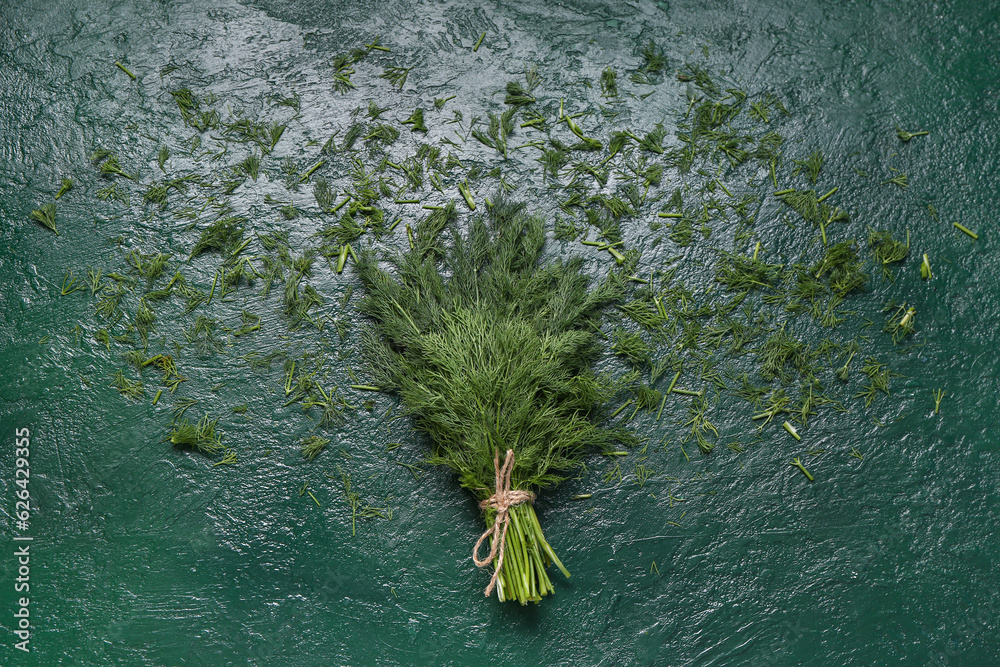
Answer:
[{"left": 2, "top": 0, "right": 999, "bottom": 665}]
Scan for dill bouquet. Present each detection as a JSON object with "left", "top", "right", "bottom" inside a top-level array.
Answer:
[{"left": 356, "top": 197, "right": 625, "bottom": 604}]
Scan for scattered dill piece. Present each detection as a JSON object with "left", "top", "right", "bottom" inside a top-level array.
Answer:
[
  {"left": 640, "top": 40, "right": 665, "bottom": 74},
  {"left": 953, "top": 222, "right": 978, "bottom": 240},
  {"left": 166, "top": 414, "right": 224, "bottom": 454},
  {"left": 855, "top": 358, "right": 897, "bottom": 406},
  {"left": 30, "top": 203, "right": 58, "bottom": 234},
  {"left": 314, "top": 177, "right": 336, "bottom": 211},
  {"left": 115, "top": 61, "right": 137, "bottom": 80},
  {"left": 434, "top": 95, "right": 455, "bottom": 110},
  {"left": 896, "top": 128, "right": 928, "bottom": 142},
  {"left": 401, "top": 107, "right": 428, "bottom": 133},
  {"left": 380, "top": 66, "right": 412, "bottom": 90},
  {"left": 632, "top": 123, "right": 666, "bottom": 154},
  {"left": 189, "top": 216, "right": 245, "bottom": 259},
  {"left": 836, "top": 349, "right": 858, "bottom": 382},
  {"left": 881, "top": 173, "right": 908, "bottom": 189},
  {"left": 60, "top": 271, "right": 83, "bottom": 295},
  {"left": 933, "top": 388, "right": 945, "bottom": 414},
  {"left": 238, "top": 153, "right": 261, "bottom": 181},
  {"left": 213, "top": 450, "right": 237, "bottom": 466},
  {"left": 55, "top": 178, "right": 73, "bottom": 199},
  {"left": 112, "top": 370, "right": 144, "bottom": 400},
  {"left": 789, "top": 458, "right": 814, "bottom": 481},
  {"left": 920, "top": 254, "right": 932, "bottom": 280},
  {"left": 612, "top": 329, "right": 652, "bottom": 367},
  {"left": 782, "top": 421, "right": 801, "bottom": 441},
  {"left": 504, "top": 81, "right": 536, "bottom": 107},
  {"left": 883, "top": 304, "right": 916, "bottom": 343},
  {"left": 473, "top": 31, "right": 486, "bottom": 52},
  {"left": 332, "top": 70, "right": 357, "bottom": 94},
  {"left": 458, "top": 181, "right": 476, "bottom": 210},
  {"left": 792, "top": 150, "right": 823, "bottom": 184},
  {"left": 301, "top": 435, "right": 331, "bottom": 461},
  {"left": 600, "top": 67, "right": 618, "bottom": 98},
  {"left": 365, "top": 36, "right": 390, "bottom": 52},
  {"left": 869, "top": 228, "right": 910, "bottom": 280}
]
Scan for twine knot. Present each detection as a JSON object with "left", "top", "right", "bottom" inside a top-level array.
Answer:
[{"left": 472, "top": 449, "right": 536, "bottom": 597}]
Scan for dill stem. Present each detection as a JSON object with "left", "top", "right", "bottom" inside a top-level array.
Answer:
[
  {"left": 115, "top": 61, "right": 136, "bottom": 80},
  {"left": 610, "top": 399, "right": 634, "bottom": 419},
  {"left": 816, "top": 187, "right": 838, "bottom": 203},
  {"left": 473, "top": 31, "right": 486, "bottom": 51},
  {"left": 790, "top": 458, "right": 814, "bottom": 481},
  {"left": 458, "top": 181, "right": 476, "bottom": 210},
  {"left": 656, "top": 393, "right": 667, "bottom": 421},
  {"left": 298, "top": 159, "right": 326, "bottom": 183},
  {"left": 953, "top": 222, "right": 978, "bottom": 240},
  {"left": 671, "top": 388, "right": 701, "bottom": 397},
  {"left": 336, "top": 245, "right": 348, "bottom": 273},
  {"left": 208, "top": 270, "right": 219, "bottom": 305},
  {"left": 666, "top": 371, "right": 680, "bottom": 394}
]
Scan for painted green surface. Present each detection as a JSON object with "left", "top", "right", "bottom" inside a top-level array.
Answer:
[{"left": 1, "top": 0, "right": 998, "bottom": 665}]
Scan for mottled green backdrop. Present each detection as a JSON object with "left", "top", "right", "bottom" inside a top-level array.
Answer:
[{"left": 2, "top": 0, "right": 999, "bottom": 665}]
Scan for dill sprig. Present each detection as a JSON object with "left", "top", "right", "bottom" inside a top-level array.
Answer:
[
  {"left": 30, "top": 203, "right": 58, "bottom": 234},
  {"left": 868, "top": 228, "right": 910, "bottom": 280},
  {"left": 380, "top": 66, "right": 412, "bottom": 90}
]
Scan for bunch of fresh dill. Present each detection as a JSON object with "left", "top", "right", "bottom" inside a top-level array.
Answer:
[{"left": 355, "top": 196, "right": 628, "bottom": 604}]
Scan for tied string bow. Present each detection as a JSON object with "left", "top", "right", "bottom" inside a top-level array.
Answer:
[{"left": 472, "top": 449, "right": 536, "bottom": 597}]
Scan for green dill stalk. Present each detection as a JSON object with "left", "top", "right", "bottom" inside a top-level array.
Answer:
[{"left": 356, "top": 197, "right": 627, "bottom": 604}]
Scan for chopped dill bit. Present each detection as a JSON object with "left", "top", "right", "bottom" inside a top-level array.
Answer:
[
  {"left": 112, "top": 370, "right": 144, "bottom": 400},
  {"left": 29, "top": 202, "right": 59, "bottom": 234},
  {"left": 868, "top": 228, "right": 910, "bottom": 280},
  {"left": 933, "top": 388, "right": 945, "bottom": 414},
  {"left": 504, "top": 81, "right": 536, "bottom": 107},
  {"left": 213, "top": 449, "right": 238, "bottom": 466},
  {"left": 55, "top": 178, "right": 72, "bottom": 199},
  {"left": 855, "top": 358, "right": 898, "bottom": 406},
  {"left": 883, "top": 303, "right": 916, "bottom": 343},
  {"left": 600, "top": 67, "right": 618, "bottom": 98},
  {"left": 332, "top": 70, "right": 356, "bottom": 94},
  {"left": 380, "top": 66, "right": 412, "bottom": 90},
  {"left": 473, "top": 31, "right": 486, "bottom": 52},
  {"left": 792, "top": 150, "right": 823, "bottom": 184},
  {"left": 896, "top": 128, "right": 928, "bottom": 142},
  {"left": 881, "top": 173, "right": 908, "bottom": 189},
  {"left": 789, "top": 458, "right": 814, "bottom": 481},
  {"left": 401, "top": 107, "right": 428, "bottom": 133},
  {"left": 640, "top": 39, "right": 666, "bottom": 74},
  {"left": 920, "top": 254, "right": 932, "bottom": 280},
  {"left": 166, "top": 414, "right": 223, "bottom": 454},
  {"left": 115, "top": 61, "right": 137, "bottom": 80},
  {"left": 953, "top": 222, "right": 978, "bottom": 240},
  {"left": 782, "top": 421, "right": 801, "bottom": 441},
  {"left": 433, "top": 95, "right": 455, "bottom": 110},
  {"left": 301, "top": 435, "right": 331, "bottom": 461}
]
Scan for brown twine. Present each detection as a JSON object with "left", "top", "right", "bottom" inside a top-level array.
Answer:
[{"left": 472, "top": 449, "right": 536, "bottom": 598}]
